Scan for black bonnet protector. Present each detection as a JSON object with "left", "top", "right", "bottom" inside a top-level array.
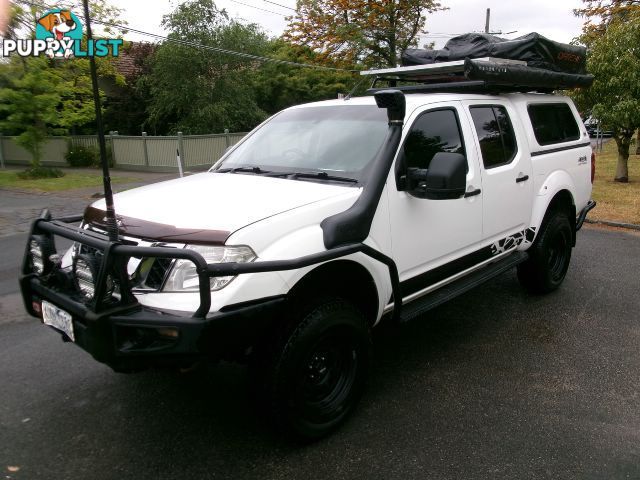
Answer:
[{"left": 321, "top": 90, "right": 405, "bottom": 249}]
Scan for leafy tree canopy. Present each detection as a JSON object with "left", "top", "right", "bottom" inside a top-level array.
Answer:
[
  {"left": 574, "top": 0, "right": 640, "bottom": 38},
  {"left": 0, "top": 55, "right": 117, "bottom": 166},
  {"left": 573, "top": 10, "right": 640, "bottom": 181},
  {"left": 285, "top": 0, "right": 445, "bottom": 68},
  {"left": 145, "top": 0, "right": 271, "bottom": 134},
  {"left": 255, "top": 40, "right": 359, "bottom": 114}
]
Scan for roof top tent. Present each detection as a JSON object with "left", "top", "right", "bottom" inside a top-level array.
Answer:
[{"left": 361, "top": 33, "right": 594, "bottom": 94}]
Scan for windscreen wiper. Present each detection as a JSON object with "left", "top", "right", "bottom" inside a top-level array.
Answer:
[
  {"left": 215, "top": 166, "right": 270, "bottom": 175},
  {"left": 286, "top": 171, "right": 359, "bottom": 184}
]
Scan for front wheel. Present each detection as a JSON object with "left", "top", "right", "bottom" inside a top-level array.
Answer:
[
  {"left": 518, "top": 210, "right": 573, "bottom": 294},
  {"left": 258, "top": 298, "right": 371, "bottom": 441}
]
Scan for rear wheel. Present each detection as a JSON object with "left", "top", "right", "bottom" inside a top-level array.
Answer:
[
  {"left": 518, "top": 210, "right": 573, "bottom": 294},
  {"left": 254, "top": 297, "right": 371, "bottom": 441}
]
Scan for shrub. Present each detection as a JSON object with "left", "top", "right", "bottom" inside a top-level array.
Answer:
[
  {"left": 17, "top": 166, "right": 65, "bottom": 179},
  {"left": 66, "top": 142, "right": 115, "bottom": 168},
  {"left": 65, "top": 143, "right": 96, "bottom": 167}
]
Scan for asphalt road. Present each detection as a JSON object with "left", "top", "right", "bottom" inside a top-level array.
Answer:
[{"left": 1, "top": 226, "right": 639, "bottom": 480}]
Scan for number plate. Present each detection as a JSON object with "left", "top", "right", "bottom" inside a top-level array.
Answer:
[{"left": 42, "top": 301, "right": 75, "bottom": 342}]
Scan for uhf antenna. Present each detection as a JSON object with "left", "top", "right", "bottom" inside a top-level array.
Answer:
[{"left": 82, "top": 0, "right": 118, "bottom": 242}]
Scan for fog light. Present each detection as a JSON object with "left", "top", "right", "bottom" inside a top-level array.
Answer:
[{"left": 157, "top": 327, "right": 179, "bottom": 338}]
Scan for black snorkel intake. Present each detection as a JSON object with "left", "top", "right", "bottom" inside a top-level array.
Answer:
[{"left": 321, "top": 90, "right": 406, "bottom": 249}]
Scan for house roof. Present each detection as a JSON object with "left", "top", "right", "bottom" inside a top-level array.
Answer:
[{"left": 112, "top": 41, "right": 156, "bottom": 80}]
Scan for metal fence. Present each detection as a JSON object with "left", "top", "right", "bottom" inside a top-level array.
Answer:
[{"left": 0, "top": 131, "right": 247, "bottom": 172}]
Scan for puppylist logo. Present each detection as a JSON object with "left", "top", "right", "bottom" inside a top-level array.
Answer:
[{"left": 1, "top": 8, "right": 122, "bottom": 59}]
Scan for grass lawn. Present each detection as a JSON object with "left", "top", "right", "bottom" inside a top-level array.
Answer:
[
  {"left": 591, "top": 139, "right": 640, "bottom": 225},
  {"left": 0, "top": 170, "right": 140, "bottom": 193}
]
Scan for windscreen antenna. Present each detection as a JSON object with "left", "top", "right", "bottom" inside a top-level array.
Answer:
[{"left": 82, "top": 0, "right": 119, "bottom": 242}]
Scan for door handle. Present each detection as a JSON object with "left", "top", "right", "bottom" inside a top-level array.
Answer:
[
  {"left": 464, "top": 188, "right": 481, "bottom": 198},
  {"left": 516, "top": 174, "right": 530, "bottom": 183}
]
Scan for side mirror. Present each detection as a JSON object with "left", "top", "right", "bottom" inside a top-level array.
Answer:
[{"left": 406, "top": 152, "right": 467, "bottom": 200}]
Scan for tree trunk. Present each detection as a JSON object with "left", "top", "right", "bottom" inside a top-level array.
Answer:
[
  {"left": 614, "top": 134, "right": 631, "bottom": 183},
  {"left": 636, "top": 128, "right": 640, "bottom": 156}
]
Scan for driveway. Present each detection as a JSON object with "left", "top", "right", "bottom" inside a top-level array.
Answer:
[{"left": 1, "top": 225, "right": 639, "bottom": 479}]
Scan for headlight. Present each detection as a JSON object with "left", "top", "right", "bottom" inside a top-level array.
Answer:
[{"left": 162, "top": 245, "right": 256, "bottom": 292}]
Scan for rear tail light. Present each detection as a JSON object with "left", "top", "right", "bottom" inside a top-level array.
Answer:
[{"left": 591, "top": 152, "right": 596, "bottom": 184}]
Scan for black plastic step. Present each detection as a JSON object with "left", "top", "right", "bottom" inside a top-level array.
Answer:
[{"left": 399, "top": 251, "right": 528, "bottom": 323}]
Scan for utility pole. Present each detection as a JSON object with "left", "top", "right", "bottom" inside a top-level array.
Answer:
[{"left": 485, "top": 8, "right": 491, "bottom": 34}]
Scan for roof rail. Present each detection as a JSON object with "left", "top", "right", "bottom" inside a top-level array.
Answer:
[
  {"left": 362, "top": 58, "right": 594, "bottom": 95},
  {"left": 361, "top": 57, "right": 525, "bottom": 78}
]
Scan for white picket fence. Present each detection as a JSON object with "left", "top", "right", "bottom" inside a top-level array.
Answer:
[{"left": 0, "top": 131, "right": 247, "bottom": 172}]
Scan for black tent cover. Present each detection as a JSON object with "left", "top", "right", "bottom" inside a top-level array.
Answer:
[{"left": 402, "top": 32, "right": 587, "bottom": 75}]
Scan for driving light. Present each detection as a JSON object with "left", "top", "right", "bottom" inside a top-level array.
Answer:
[
  {"left": 74, "top": 255, "right": 97, "bottom": 300},
  {"left": 29, "top": 239, "right": 44, "bottom": 274},
  {"left": 29, "top": 235, "right": 55, "bottom": 275},
  {"left": 163, "top": 245, "right": 256, "bottom": 292}
]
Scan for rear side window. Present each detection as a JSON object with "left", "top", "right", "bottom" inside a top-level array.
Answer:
[
  {"left": 527, "top": 103, "right": 580, "bottom": 146},
  {"left": 403, "top": 109, "right": 466, "bottom": 170},
  {"left": 470, "top": 105, "right": 518, "bottom": 169}
]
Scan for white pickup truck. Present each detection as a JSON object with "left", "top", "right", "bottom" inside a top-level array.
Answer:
[{"left": 21, "top": 59, "right": 596, "bottom": 441}]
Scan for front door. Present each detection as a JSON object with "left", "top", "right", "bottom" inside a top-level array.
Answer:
[{"left": 387, "top": 102, "right": 484, "bottom": 299}]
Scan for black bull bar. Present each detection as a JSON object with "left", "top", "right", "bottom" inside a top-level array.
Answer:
[{"left": 21, "top": 213, "right": 401, "bottom": 322}]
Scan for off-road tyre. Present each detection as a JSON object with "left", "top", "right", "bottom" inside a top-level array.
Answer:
[
  {"left": 517, "top": 210, "right": 573, "bottom": 294},
  {"left": 252, "top": 297, "right": 371, "bottom": 442}
]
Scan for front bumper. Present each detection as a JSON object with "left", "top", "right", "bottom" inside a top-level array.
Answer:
[{"left": 23, "top": 271, "right": 285, "bottom": 371}]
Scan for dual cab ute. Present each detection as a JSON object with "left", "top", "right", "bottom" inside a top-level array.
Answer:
[{"left": 21, "top": 57, "right": 596, "bottom": 440}]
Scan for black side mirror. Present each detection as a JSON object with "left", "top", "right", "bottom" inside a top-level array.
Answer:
[{"left": 406, "top": 152, "right": 467, "bottom": 200}]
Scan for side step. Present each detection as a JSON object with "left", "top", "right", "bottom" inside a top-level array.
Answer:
[{"left": 399, "top": 251, "right": 529, "bottom": 323}]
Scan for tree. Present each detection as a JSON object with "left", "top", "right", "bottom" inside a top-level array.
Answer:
[
  {"left": 285, "top": 0, "right": 445, "bottom": 68},
  {"left": 255, "top": 40, "right": 360, "bottom": 114},
  {"left": 574, "top": 0, "right": 640, "bottom": 174},
  {"left": 103, "top": 41, "right": 156, "bottom": 135},
  {"left": 573, "top": 12, "right": 640, "bottom": 182},
  {"left": 0, "top": 58, "right": 60, "bottom": 168},
  {"left": 145, "top": 0, "right": 271, "bottom": 134},
  {"left": 575, "top": 0, "right": 640, "bottom": 38},
  {"left": 0, "top": 55, "right": 119, "bottom": 168}
]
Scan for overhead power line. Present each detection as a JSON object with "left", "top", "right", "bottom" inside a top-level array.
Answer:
[
  {"left": 227, "top": 0, "right": 287, "bottom": 17},
  {"left": 262, "top": 0, "right": 297, "bottom": 12},
  {"left": 20, "top": 0, "right": 355, "bottom": 72}
]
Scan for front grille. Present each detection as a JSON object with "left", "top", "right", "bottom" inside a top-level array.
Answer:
[
  {"left": 80, "top": 224, "right": 178, "bottom": 293},
  {"left": 144, "top": 257, "right": 173, "bottom": 290}
]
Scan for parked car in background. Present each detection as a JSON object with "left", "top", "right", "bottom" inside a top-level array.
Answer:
[{"left": 583, "top": 116, "right": 613, "bottom": 137}]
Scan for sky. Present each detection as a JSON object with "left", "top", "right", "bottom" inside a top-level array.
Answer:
[{"left": 108, "top": 0, "right": 586, "bottom": 49}]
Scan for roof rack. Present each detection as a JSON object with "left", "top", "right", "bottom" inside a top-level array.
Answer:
[{"left": 361, "top": 58, "right": 594, "bottom": 95}]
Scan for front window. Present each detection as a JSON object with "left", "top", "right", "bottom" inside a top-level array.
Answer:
[{"left": 213, "top": 105, "right": 388, "bottom": 182}]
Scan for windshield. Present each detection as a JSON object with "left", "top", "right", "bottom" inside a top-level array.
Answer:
[{"left": 213, "top": 105, "right": 388, "bottom": 182}]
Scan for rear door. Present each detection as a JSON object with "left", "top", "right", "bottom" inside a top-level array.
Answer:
[{"left": 462, "top": 101, "right": 534, "bottom": 246}]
